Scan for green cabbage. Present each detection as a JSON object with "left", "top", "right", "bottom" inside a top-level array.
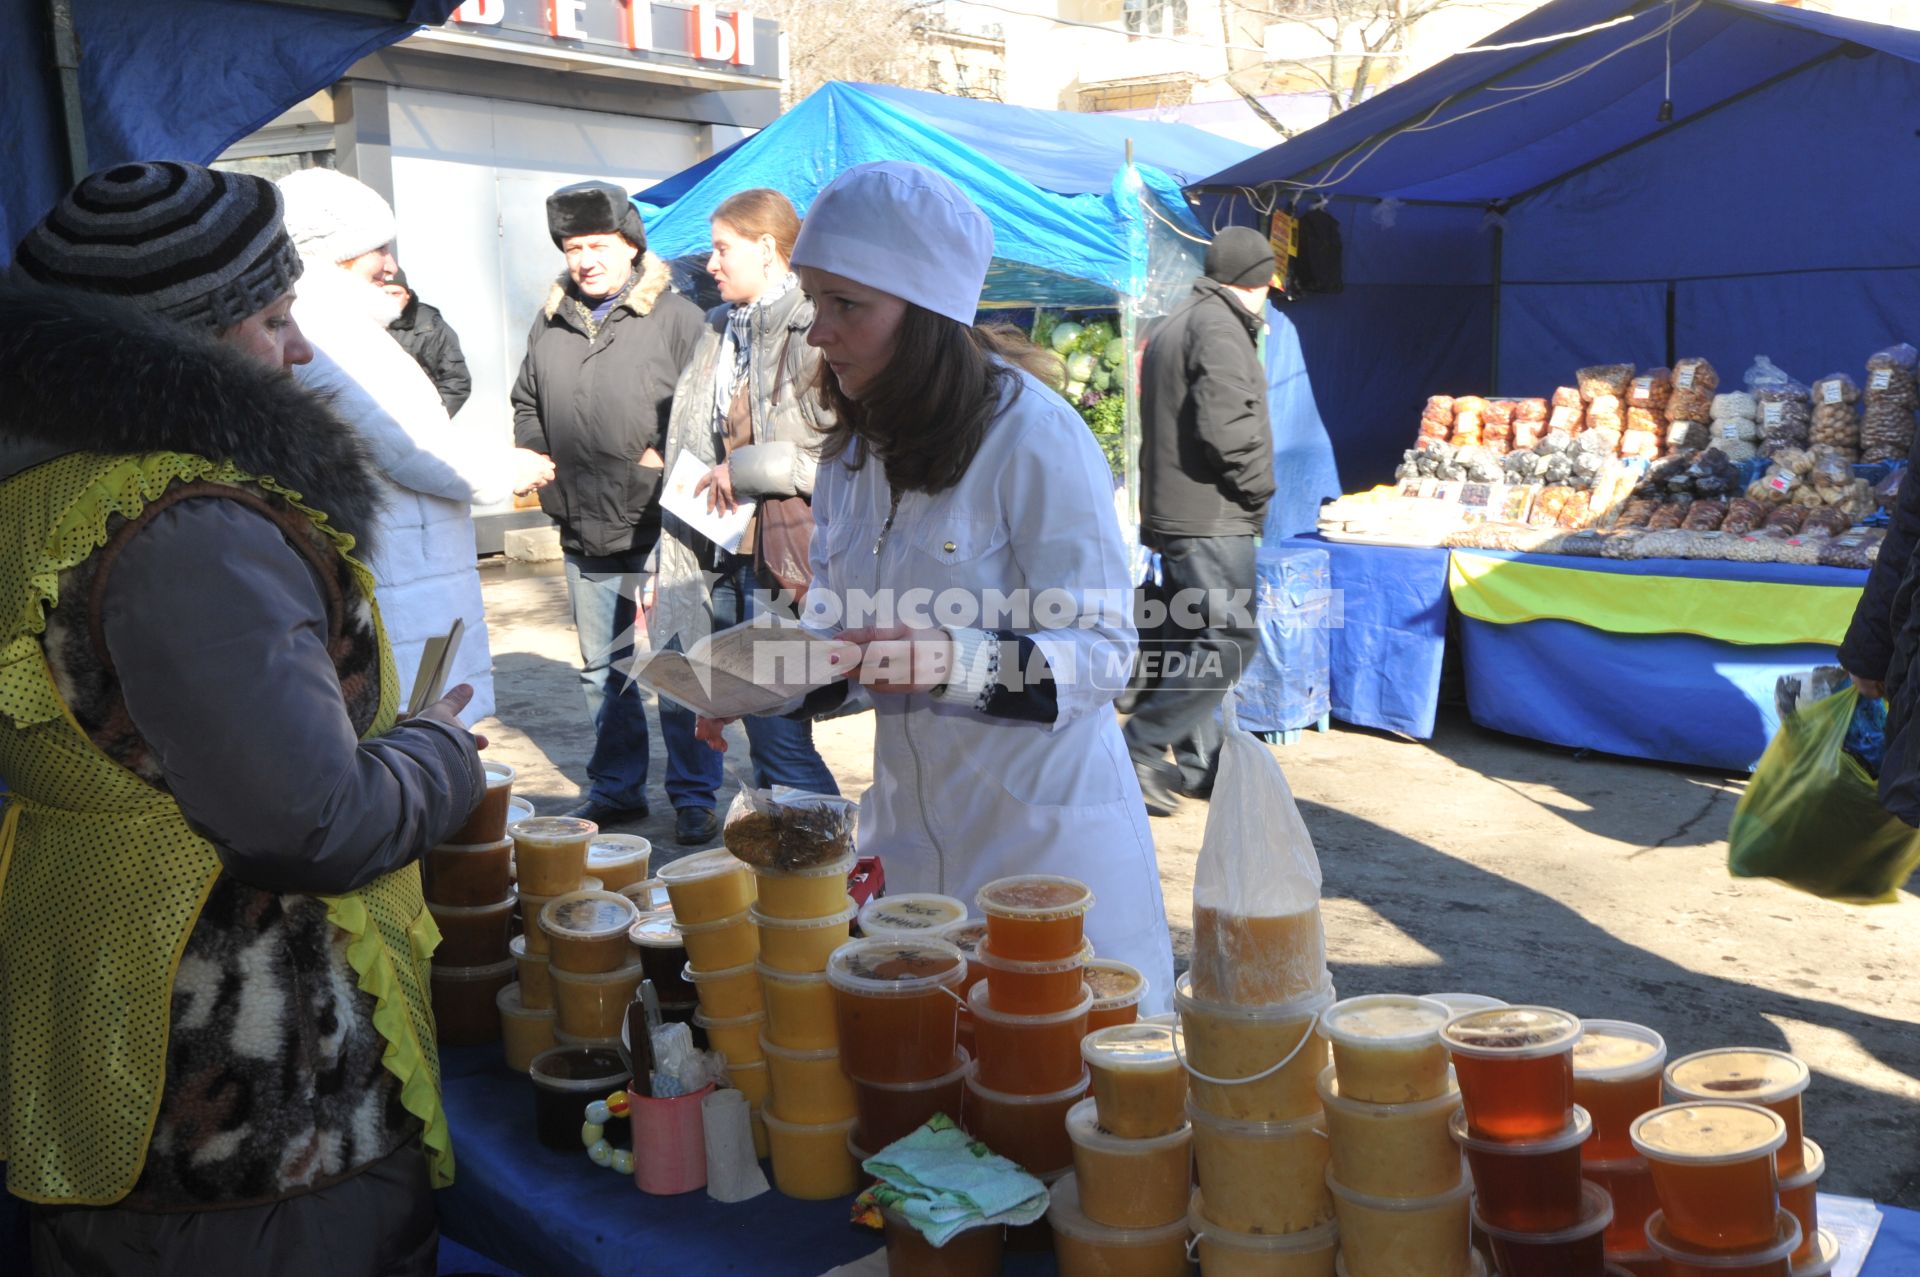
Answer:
[{"left": 1049, "top": 321, "right": 1084, "bottom": 354}]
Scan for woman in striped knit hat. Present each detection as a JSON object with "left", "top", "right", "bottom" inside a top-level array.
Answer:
[{"left": 3, "top": 161, "right": 481, "bottom": 1275}]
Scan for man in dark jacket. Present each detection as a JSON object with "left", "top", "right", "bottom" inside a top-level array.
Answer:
[
  {"left": 1123, "top": 226, "right": 1278, "bottom": 816},
  {"left": 1840, "top": 428, "right": 1920, "bottom": 823},
  {"left": 513, "top": 181, "right": 705, "bottom": 834},
  {"left": 384, "top": 268, "right": 471, "bottom": 416}
]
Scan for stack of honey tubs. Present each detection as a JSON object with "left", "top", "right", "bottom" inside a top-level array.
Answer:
[
  {"left": 745, "top": 843, "right": 866, "bottom": 1197},
  {"left": 1630, "top": 1047, "right": 1834, "bottom": 1277},
  {"left": 1313, "top": 994, "right": 1471, "bottom": 1277},
  {"left": 1178, "top": 889, "right": 1339, "bottom": 1275},
  {"left": 425, "top": 761, "right": 521, "bottom": 1049},
  {"left": 1571, "top": 1020, "right": 1670, "bottom": 1274}
]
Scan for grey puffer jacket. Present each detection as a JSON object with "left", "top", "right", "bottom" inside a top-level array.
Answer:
[{"left": 651, "top": 285, "right": 833, "bottom": 651}]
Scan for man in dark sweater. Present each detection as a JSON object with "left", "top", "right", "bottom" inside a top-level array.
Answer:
[
  {"left": 1124, "top": 226, "right": 1278, "bottom": 816},
  {"left": 384, "top": 268, "right": 471, "bottom": 416}
]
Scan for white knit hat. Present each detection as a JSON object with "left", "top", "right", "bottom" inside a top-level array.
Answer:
[
  {"left": 791, "top": 162, "right": 993, "bottom": 326},
  {"left": 276, "top": 167, "right": 396, "bottom": 265}
]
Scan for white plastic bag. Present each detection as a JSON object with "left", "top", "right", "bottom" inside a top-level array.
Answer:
[{"left": 1189, "top": 697, "right": 1329, "bottom": 1007}]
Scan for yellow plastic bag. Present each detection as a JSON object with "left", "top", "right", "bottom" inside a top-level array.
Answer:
[{"left": 1729, "top": 688, "right": 1920, "bottom": 902}]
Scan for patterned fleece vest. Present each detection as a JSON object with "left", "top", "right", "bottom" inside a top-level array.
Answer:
[{"left": 0, "top": 452, "right": 452, "bottom": 1208}]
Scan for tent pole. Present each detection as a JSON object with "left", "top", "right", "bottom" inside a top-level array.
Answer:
[
  {"left": 47, "top": 0, "right": 87, "bottom": 182},
  {"left": 1489, "top": 221, "right": 1503, "bottom": 392}
]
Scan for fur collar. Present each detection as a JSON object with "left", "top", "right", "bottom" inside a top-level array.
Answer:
[
  {"left": 542, "top": 251, "right": 675, "bottom": 323},
  {"left": 0, "top": 286, "right": 385, "bottom": 556}
]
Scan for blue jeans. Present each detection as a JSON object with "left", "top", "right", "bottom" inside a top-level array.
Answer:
[
  {"left": 564, "top": 545, "right": 710, "bottom": 813},
  {"left": 656, "top": 560, "right": 840, "bottom": 812}
]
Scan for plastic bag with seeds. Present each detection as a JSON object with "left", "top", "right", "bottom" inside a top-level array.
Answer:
[
  {"left": 1613, "top": 497, "right": 1659, "bottom": 529},
  {"left": 1668, "top": 357, "right": 1719, "bottom": 421},
  {"left": 1820, "top": 529, "right": 1885, "bottom": 569},
  {"left": 722, "top": 786, "right": 858, "bottom": 871},
  {"left": 1862, "top": 344, "right": 1919, "bottom": 463},
  {"left": 1763, "top": 504, "right": 1807, "bottom": 534},
  {"left": 1681, "top": 499, "right": 1727, "bottom": 532},
  {"left": 1646, "top": 501, "right": 1688, "bottom": 532},
  {"left": 1551, "top": 385, "right": 1584, "bottom": 410},
  {"left": 1720, "top": 497, "right": 1767, "bottom": 535},
  {"left": 1577, "top": 364, "right": 1634, "bottom": 401},
  {"left": 1756, "top": 383, "right": 1812, "bottom": 454},
  {"left": 1627, "top": 369, "right": 1672, "bottom": 413}
]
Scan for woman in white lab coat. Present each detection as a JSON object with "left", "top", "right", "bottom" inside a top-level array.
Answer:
[{"left": 698, "top": 162, "right": 1175, "bottom": 1008}]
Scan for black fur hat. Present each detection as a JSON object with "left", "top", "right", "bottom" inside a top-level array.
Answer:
[{"left": 546, "top": 181, "right": 646, "bottom": 252}]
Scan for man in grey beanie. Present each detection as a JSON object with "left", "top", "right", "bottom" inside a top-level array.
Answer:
[{"left": 1124, "top": 225, "right": 1278, "bottom": 816}]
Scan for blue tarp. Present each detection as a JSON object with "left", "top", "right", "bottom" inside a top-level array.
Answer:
[
  {"left": 1191, "top": 0, "right": 1920, "bottom": 490},
  {"left": 640, "top": 82, "right": 1254, "bottom": 305},
  {"left": 2, "top": 0, "right": 456, "bottom": 263}
]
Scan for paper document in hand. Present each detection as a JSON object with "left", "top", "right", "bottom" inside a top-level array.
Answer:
[
  {"left": 635, "top": 618, "right": 853, "bottom": 718},
  {"left": 661, "top": 450, "right": 755, "bottom": 554}
]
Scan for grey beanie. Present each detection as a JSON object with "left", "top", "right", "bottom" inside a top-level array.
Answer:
[
  {"left": 1203, "top": 226, "right": 1277, "bottom": 289},
  {"left": 14, "top": 161, "right": 302, "bottom": 331}
]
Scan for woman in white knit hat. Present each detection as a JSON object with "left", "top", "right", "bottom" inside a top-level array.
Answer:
[
  {"left": 276, "top": 167, "right": 553, "bottom": 723},
  {"left": 697, "top": 161, "right": 1175, "bottom": 1008}
]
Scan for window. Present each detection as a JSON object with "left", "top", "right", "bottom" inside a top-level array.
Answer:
[
  {"left": 1124, "top": 0, "right": 1188, "bottom": 36},
  {"left": 928, "top": 57, "right": 944, "bottom": 90},
  {"left": 1078, "top": 75, "right": 1194, "bottom": 113}
]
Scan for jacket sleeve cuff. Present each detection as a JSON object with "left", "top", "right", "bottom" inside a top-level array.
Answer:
[{"left": 932, "top": 626, "right": 999, "bottom": 709}]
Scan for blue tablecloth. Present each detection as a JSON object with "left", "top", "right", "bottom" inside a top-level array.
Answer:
[{"left": 1274, "top": 534, "right": 1453, "bottom": 739}]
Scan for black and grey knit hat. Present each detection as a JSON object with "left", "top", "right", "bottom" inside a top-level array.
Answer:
[{"left": 13, "top": 161, "right": 303, "bottom": 331}]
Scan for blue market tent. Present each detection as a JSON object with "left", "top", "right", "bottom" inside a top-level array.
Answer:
[
  {"left": 1, "top": 0, "right": 457, "bottom": 262},
  {"left": 640, "top": 81, "right": 1256, "bottom": 306},
  {"left": 1189, "top": 0, "right": 1920, "bottom": 490}
]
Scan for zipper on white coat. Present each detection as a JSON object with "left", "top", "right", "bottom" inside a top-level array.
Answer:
[{"left": 876, "top": 488, "right": 947, "bottom": 894}]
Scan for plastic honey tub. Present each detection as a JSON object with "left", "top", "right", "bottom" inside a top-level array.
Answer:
[
  {"left": 859, "top": 892, "right": 969, "bottom": 940},
  {"left": 1442, "top": 1005, "right": 1583, "bottom": 1142},
  {"left": 679, "top": 910, "right": 761, "bottom": 973},
  {"left": 683, "top": 959, "right": 764, "bottom": 1020},
  {"left": 585, "top": 833, "right": 653, "bottom": 893},
  {"left": 1175, "top": 973, "right": 1333, "bottom": 1121},
  {"left": 963, "top": 1064, "right": 1086, "bottom": 1177},
  {"left": 973, "top": 938, "right": 1093, "bottom": 1015},
  {"left": 1065, "top": 1098, "right": 1191, "bottom": 1229},
  {"left": 758, "top": 961, "right": 839, "bottom": 1050},
  {"left": 1085, "top": 959, "right": 1147, "bottom": 1033},
  {"left": 1573, "top": 1020, "right": 1667, "bottom": 1161},
  {"left": 1319, "top": 994, "right": 1454, "bottom": 1104},
  {"left": 762, "top": 1034, "right": 858, "bottom": 1123},
  {"left": 828, "top": 938, "right": 967, "bottom": 1084},
  {"left": 853, "top": 1049, "right": 970, "bottom": 1150},
  {"left": 1327, "top": 1169, "right": 1475, "bottom": 1277},
  {"left": 1082, "top": 1022, "right": 1186, "bottom": 1139},
  {"left": 1047, "top": 1173, "right": 1192, "bottom": 1277},
  {"left": 511, "top": 816, "right": 595, "bottom": 897},
  {"left": 762, "top": 1111, "right": 858, "bottom": 1200},
  {"left": 969, "top": 982, "right": 1093, "bottom": 1094},
  {"left": 446, "top": 759, "right": 516, "bottom": 846},
  {"left": 428, "top": 893, "right": 517, "bottom": 967},
  {"left": 424, "top": 836, "right": 514, "bottom": 907},
  {"left": 1189, "top": 1189, "right": 1338, "bottom": 1276},
  {"left": 548, "top": 957, "right": 646, "bottom": 1040},
  {"left": 509, "top": 933, "right": 552, "bottom": 1010},
  {"left": 976, "top": 875, "right": 1094, "bottom": 962},
  {"left": 694, "top": 1008, "right": 767, "bottom": 1067},
  {"left": 1631, "top": 1102, "right": 1787, "bottom": 1252},
  {"left": 1188, "top": 1101, "right": 1331, "bottom": 1234},
  {"left": 539, "top": 889, "right": 641, "bottom": 975},
  {"left": 1317, "top": 1065, "right": 1463, "bottom": 1198},
  {"left": 1664, "top": 1049, "right": 1811, "bottom": 1178},
  {"left": 751, "top": 904, "right": 856, "bottom": 974},
  {"left": 658, "top": 848, "right": 756, "bottom": 925},
  {"left": 430, "top": 957, "right": 516, "bottom": 1046},
  {"left": 753, "top": 853, "right": 855, "bottom": 921},
  {"left": 496, "top": 981, "right": 556, "bottom": 1072}
]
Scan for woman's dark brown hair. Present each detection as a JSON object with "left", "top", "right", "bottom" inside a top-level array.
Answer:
[
  {"left": 813, "top": 306, "right": 1064, "bottom": 494},
  {"left": 712, "top": 188, "right": 801, "bottom": 264}
]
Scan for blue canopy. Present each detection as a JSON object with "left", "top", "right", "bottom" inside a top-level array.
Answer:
[
  {"left": 2, "top": 0, "right": 455, "bottom": 263},
  {"left": 1192, "top": 0, "right": 1920, "bottom": 489},
  {"left": 641, "top": 82, "right": 1255, "bottom": 305}
]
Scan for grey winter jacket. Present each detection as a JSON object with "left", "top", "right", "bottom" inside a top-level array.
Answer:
[
  {"left": 651, "top": 285, "right": 833, "bottom": 651},
  {"left": 511, "top": 253, "right": 705, "bottom": 556},
  {"left": 389, "top": 293, "right": 472, "bottom": 417},
  {"left": 1137, "top": 278, "right": 1276, "bottom": 541}
]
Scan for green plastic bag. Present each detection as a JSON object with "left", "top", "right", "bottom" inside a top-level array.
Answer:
[{"left": 1729, "top": 688, "right": 1920, "bottom": 903}]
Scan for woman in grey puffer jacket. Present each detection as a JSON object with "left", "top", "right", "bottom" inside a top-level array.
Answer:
[{"left": 651, "top": 189, "right": 838, "bottom": 820}]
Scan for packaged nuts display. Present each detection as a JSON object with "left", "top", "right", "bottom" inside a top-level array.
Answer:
[
  {"left": 1627, "top": 369, "right": 1672, "bottom": 412},
  {"left": 1862, "top": 344, "right": 1919, "bottom": 463},
  {"left": 1668, "top": 357, "right": 1719, "bottom": 421},
  {"left": 1809, "top": 374, "right": 1861, "bottom": 456},
  {"left": 1681, "top": 499, "right": 1727, "bottom": 532},
  {"left": 1820, "top": 529, "right": 1885, "bottom": 569},
  {"left": 1576, "top": 364, "right": 1634, "bottom": 402},
  {"left": 1720, "top": 497, "right": 1766, "bottom": 535}
]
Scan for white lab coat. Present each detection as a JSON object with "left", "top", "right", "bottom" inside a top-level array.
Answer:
[{"left": 802, "top": 366, "right": 1176, "bottom": 1013}]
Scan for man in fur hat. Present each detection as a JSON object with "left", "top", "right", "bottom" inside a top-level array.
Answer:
[{"left": 512, "top": 181, "right": 709, "bottom": 837}]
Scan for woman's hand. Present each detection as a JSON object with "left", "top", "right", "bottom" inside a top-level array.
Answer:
[
  {"left": 694, "top": 461, "right": 738, "bottom": 515},
  {"left": 407, "top": 683, "right": 490, "bottom": 750},
  {"left": 510, "top": 448, "right": 555, "bottom": 495},
  {"left": 695, "top": 715, "right": 738, "bottom": 752},
  {"left": 838, "top": 625, "right": 955, "bottom": 695}
]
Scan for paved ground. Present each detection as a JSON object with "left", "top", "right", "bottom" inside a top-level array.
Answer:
[{"left": 476, "top": 560, "right": 1920, "bottom": 1208}]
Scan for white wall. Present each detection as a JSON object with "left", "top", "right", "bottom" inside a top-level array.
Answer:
[{"left": 385, "top": 86, "right": 702, "bottom": 476}]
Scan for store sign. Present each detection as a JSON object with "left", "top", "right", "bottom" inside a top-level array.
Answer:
[{"left": 449, "top": 0, "right": 777, "bottom": 78}]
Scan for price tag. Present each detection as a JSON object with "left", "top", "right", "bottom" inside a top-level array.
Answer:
[
  {"left": 1763, "top": 402, "right": 1785, "bottom": 426},
  {"left": 1677, "top": 366, "right": 1697, "bottom": 390},
  {"left": 1721, "top": 422, "right": 1745, "bottom": 440},
  {"left": 1769, "top": 474, "right": 1793, "bottom": 493},
  {"left": 1871, "top": 369, "right": 1893, "bottom": 391},
  {"left": 1822, "top": 382, "right": 1844, "bottom": 405}
]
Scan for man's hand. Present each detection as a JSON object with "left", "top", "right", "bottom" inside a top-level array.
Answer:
[
  {"left": 695, "top": 715, "right": 738, "bottom": 752},
  {"left": 408, "top": 683, "right": 490, "bottom": 750},
  {"left": 694, "top": 461, "right": 738, "bottom": 515},
  {"left": 510, "top": 448, "right": 555, "bottom": 495},
  {"left": 1852, "top": 673, "right": 1886, "bottom": 701},
  {"left": 638, "top": 447, "right": 665, "bottom": 470},
  {"left": 838, "top": 625, "right": 956, "bottom": 695}
]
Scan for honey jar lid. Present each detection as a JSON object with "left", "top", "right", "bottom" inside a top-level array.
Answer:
[
  {"left": 511, "top": 815, "right": 597, "bottom": 844},
  {"left": 935, "top": 917, "right": 987, "bottom": 956},
  {"left": 587, "top": 835, "right": 652, "bottom": 873},
  {"left": 1439, "top": 1005, "right": 1581, "bottom": 1059},
  {"left": 1664, "top": 1047, "right": 1809, "bottom": 1105},
  {"left": 858, "top": 893, "right": 969, "bottom": 939},
  {"left": 1630, "top": 1102, "right": 1787, "bottom": 1165},
  {"left": 657, "top": 847, "right": 751, "bottom": 885},
  {"left": 1320, "top": 994, "right": 1453, "bottom": 1048},
  {"left": 619, "top": 877, "right": 672, "bottom": 913},
  {"left": 1080, "top": 1022, "right": 1180, "bottom": 1071},
  {"left": 627, "top": 909, "right": 685, "bottom": 949},
  {"left": 481, "top": 760, "right": 516, "bottom": 788},
  {"left": 826, "top": 937, "right": 965, "bottom": 997},
  {"left": 1572, "top": 1019, "right": 1667, "bottom": 1081},
  {"left": 975, "top": 874, "right": 1093, "bottom": 920},
  {"left": 1644, "top": 1208, "right": 1802, "bottom": 1267},
  {"left": 1083, "top": 960, "right": 1146, "bottom": 1009},
  {"left": 539, "top": 889, "right": 640, "bottom": 944}
]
